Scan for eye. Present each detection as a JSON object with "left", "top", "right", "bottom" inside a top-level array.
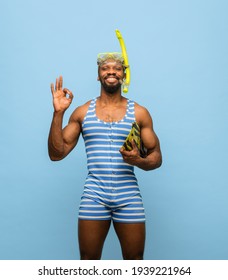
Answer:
[
  {"left": 115, "top": 65, "right": 124, "bottom": 71},
  {"left": 101, "top": 67, "right": 108, "bottom": 71}
]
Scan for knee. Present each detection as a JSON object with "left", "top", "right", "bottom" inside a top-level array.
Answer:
[
  {"left": 123, "top": 251, "right": 144, "bottom": 260},
  {"left": 80, "top": 251, "right": 102, "bottom": 260}
]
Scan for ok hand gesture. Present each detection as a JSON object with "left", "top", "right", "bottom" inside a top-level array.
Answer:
[{"left": 50, "top": 76, "right": 73, "bottom": 113}]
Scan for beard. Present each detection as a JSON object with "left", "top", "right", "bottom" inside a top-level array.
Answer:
[
  {"left": 99, "top": 76, "right": 122, "bottom": 94},
  {"left": 102, "top": 82, "right": 121, "bottom": 93}
]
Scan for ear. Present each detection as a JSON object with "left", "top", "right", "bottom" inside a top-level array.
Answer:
[{"left": 97, "top": 76, "right": 100, "bottom": 81}]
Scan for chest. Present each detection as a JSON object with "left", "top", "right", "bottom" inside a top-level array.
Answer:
[{"left": 96, "top": 105, "right": 127, "bottom": 123}]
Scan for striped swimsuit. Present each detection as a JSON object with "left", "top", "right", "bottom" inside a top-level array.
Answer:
[{"left": 78, "top": 97, "right": 146, "bottom": 223}]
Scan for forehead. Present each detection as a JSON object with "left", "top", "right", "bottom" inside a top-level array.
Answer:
[
  {"left": 97, "top": 52, "right": 124, "bottom": 66},
  {"left": 99, "top": 59, "right": 123, "bottom": 67}
]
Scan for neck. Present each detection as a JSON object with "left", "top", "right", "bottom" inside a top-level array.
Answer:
[{"left": 99, "top": 88, "right": 123, "bottom": 104}]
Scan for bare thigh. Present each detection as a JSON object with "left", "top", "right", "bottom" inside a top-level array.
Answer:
[
  {"left": 113, "top": 222, "right": 146, "bottom": 260},
  {"left": 78, "top": 219, "right": 111, "bottom": 260}
]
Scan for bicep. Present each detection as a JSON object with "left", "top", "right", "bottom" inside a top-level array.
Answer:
[
  {"left": 141, "top": 123, "right": 159, "bottom": 153},
  {"left": 137, "top": 107, "right": 160, "bottom": 153},
  {"left": 62, "top": 118, "right": 81, "bottom": 155},
  {"left": 62, "top": 103, "right": 90, "bottom": 155}
]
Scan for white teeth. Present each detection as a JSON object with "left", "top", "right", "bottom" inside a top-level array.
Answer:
[{"left": 106, "top": 77, "right": 117, "bottom": 82}]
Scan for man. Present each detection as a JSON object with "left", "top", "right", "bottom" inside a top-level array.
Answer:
[{"left": 48, "top": 53, "right": 162, "bottom": 260}]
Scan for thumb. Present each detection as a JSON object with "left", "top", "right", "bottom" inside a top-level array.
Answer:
[{"left": 63, "top": 88, "right": 74, "bottom": 100}]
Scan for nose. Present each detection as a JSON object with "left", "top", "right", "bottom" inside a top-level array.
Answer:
[
  {"left": 107, "top": 71, "right": 115, "bottom": 76},
  {"left": 107, "top": 67, "right": 116, "bottom": 75}
]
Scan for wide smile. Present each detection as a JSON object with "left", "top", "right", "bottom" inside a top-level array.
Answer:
[
  {"left": 106, "top": 77, "right": 117, "bottom": 82},
  {"left": 105, "top": 76, "right": 119, "bottom": 84}
]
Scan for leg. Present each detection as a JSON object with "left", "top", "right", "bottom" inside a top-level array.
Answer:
[
  {"left": 112, "top": 195, "right": 146, "bottom": 259},
  {"left": 78, "top": 219, "right": 111, "bottom": 260},
  {"left": 78, "top": 196, "right": 112, "bottom": 259},
  {"left": 113, "top": 222, "right": 145, "bottom": 260}
]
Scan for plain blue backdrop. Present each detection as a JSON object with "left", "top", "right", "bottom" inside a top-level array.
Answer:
[{"left": 0, "top": 0, "right": 228, "bottom": 260}]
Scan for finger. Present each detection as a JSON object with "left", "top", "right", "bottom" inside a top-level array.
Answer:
[
  {"left": 131, "top": 140, "right": 141, "bottom": 158},
  {"left": 50, "top": 83, "right": 54, "bottom": 95},
  {"left": 119, "top": 148, "right": 129, "bottom": 156},
  {"left": 59, "top": 75, "right": 63, "bottom": 90},
  {"left": 55, "top": 77, "right": 58, "bottom": 91},
  {"left": 131, "top": 139, "right": 137, "bottom": 149},
  {"left": 63, "top": 88, "right": 74, "bottom": 100}
]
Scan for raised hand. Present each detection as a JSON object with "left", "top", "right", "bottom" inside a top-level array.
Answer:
[{"left": 50, "top": 76, "right": 73, "bottom": 113}]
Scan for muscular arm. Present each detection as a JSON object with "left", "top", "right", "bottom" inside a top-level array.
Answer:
[
  {"left": 120, "top": 104, "right": 162, "bottom": 171},
  {"left": 48, "top": 110, "right": 81, "bottom": 161},
  {"left": 48, "top": 76, "right": 88, "bottom": 161},
  {"left": 137, "top": 105, "right": 162, "bottom": 170}
]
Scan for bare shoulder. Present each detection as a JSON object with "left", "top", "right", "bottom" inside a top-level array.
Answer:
[
  {"left": 134, "top": 102, "right": 153, "bottom": 128},
  {"left": 69, "top": 100, "right": 92, "bottom": 124}
]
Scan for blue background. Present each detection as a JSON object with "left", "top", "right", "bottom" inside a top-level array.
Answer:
[{"left": 0, "top": 0, "right": 227, "bottom": 260}]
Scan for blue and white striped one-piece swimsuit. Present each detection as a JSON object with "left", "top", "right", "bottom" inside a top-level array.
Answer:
[{"left": 78, "top": 97, "right": 146, "bottom": 223}]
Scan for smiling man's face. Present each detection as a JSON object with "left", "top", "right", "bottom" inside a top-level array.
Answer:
[{"left": 98, "top": 59, "right": 125, "bottom": 94}]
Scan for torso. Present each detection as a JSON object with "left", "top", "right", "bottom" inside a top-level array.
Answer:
[
  {"left": 80, "top": 97, "right": 141, "bottom": 206},
  {"left": 74, "top": 97, "right": 144, "bottom": 131},
  {"left": 95, "top": 97, "right": 128, "bottom": 123}
]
